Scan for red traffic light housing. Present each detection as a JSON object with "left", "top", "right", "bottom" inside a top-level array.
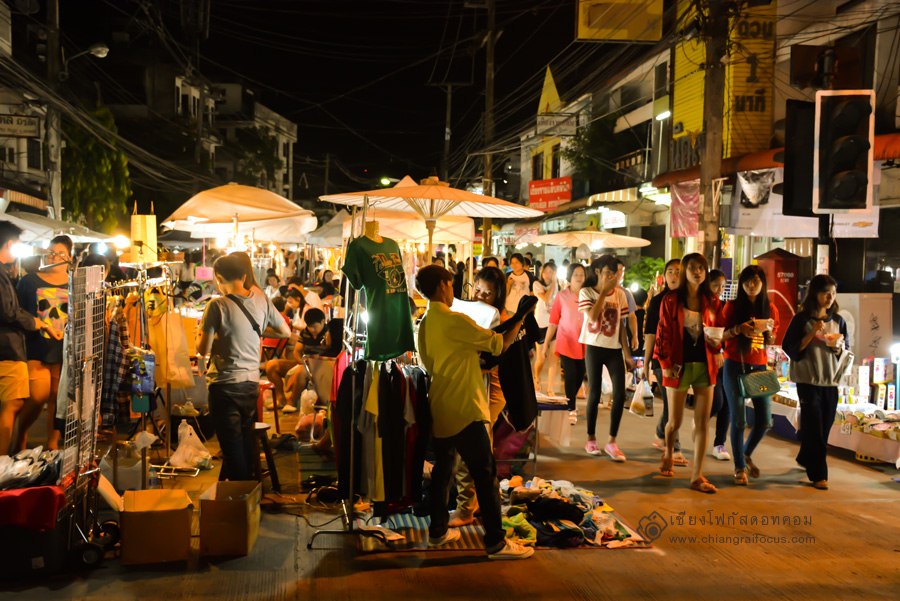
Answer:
[{"left": 812, "top": 90, "right": 875, "bottom": 214}]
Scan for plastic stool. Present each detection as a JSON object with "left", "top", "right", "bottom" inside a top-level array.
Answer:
[
  {"left": 257, "top": 381, "right": 281, "bottom": 435},
  {"left": 253, "top": 422, "right": 281, "bottom": 493}
]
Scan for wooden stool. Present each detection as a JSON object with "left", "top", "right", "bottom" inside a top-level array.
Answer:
[
  {"left": 256, "top": 381, "right": 281, "bottom": 435},
  {"left": 253, "top": 422, "right": 281, "bottom": 493}
]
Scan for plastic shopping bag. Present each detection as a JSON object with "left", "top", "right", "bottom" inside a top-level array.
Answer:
[
  {"left": 629, "top": 379, "right": 654, "bottom": 418},
  {"left": 170, "top": 421, "right": 212, "bottom": 469}
]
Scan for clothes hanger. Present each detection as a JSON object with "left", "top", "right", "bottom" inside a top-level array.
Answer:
[{"left": 364, "top": 220, "right": 382, "bottom": 242}]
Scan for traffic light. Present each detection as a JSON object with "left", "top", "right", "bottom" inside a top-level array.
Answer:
[{"left": 813, "top": 90, "right": 875, "bottom": 213}]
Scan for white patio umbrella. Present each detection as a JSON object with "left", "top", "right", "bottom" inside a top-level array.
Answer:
[
  {"left": 307, "top": 209, "right": 350, "bottom": 248},
  {"left": 2, "top": 211, "right": 111, "bottom": 243},
  {"left": 321, "top": 175, "right": 543, "bottom": 258},
  {"left": 537, "top": 229, "right": 651, "bottom": 250},
  {"left": 162, "top": 183, "right": 317, "bottom": 243}
]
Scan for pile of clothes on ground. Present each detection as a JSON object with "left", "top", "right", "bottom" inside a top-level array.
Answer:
[{"left": 499, "top": 476, "right": 643, "bottom": 548}]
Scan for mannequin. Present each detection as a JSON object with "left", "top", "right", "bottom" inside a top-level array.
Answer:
[{"left": 364, "top": 220, "right": 382, "bottom": 242}]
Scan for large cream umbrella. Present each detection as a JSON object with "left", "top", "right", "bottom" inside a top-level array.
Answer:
[
  {"left": 162, "top": 183, "right": 317, "bottom": 243},
  {"left": 321, "top": 176, "right": 543, "bottom": 259},
  {"left": 537, "top": 229, "right": 651, "bottom": 250}
]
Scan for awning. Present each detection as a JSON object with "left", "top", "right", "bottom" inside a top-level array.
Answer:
[
  {"left": 3, "top": 211, "right": 110, "bottom": 243},
  {"left": 652, "top": 132, "right": 900, "bottom": 189}
]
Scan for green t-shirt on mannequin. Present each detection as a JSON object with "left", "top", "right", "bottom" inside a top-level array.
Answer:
[{"left": 341, "top": 234, "right": 415, "bottom": 361}]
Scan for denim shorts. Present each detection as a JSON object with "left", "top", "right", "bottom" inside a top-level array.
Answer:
[{"left": 676, "top": 362, "right": 711, "bottom": 392}]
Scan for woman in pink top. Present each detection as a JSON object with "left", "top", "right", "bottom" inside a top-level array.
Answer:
[{"left": 544, "top": 263, "right": 586, "bottom": 420}]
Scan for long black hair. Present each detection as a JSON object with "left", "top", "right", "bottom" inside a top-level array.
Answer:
[
  {"left": 799, "top": 273, "right": 839, "bottom": 318},
  {"left": 732, "top": 265, "right": 771, "bottom": 353},
  {"left": 583, "top": 254, "right": 622, "bottom": 289},
  {"left": 566, "top": 262, "right": 586, "bottom": 285},
  {"left": 675, "top": 252, "right": 714, "bottom": 306},
  {"left": 474, "top": 266, "right": 507, "bottom": 312},
  {"left": 230, "top": 251, "right": 260, "bottom": 291},
  {"left": 660, "top": 258, "right": 681, "bottom": 294}
]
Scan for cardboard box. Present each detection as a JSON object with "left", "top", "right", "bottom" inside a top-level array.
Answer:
[
  {"left": 888, "top": 384, "right": 897, "bottom": 411},
  {"left": 872, "top": 358, "right": 894, "bottom": 384},
  {"left": 199, "top": 481, "right": 261, "bottom": 557},
  {"left": 120, "top": 490, "right": 193, "bottom": 565},
  {"left": 875, "top": 384, "right": 887, "bottom": 409}
]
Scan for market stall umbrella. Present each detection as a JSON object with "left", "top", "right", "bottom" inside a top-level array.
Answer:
[
  {"left": 536, "top": 229, "right": 651, "bottom": 250},
  {"left": 3, "top": 211, "right": 111, "bottom": 243},
  {"left": 307, "top": 209, "right": 350, "bottom": 248},
  {"left": 340, "top": 209, "right": 475, "bottom": 243},
  {"left": 162, "top": 183, "right": 317, "bottom": 243},
  {"left": 321, "top": 176, "right": 543, "bottom": 257}
]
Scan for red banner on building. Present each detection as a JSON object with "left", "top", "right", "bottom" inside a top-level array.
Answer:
[{"left": 528, "top": 176, "right": 571, "bottom": 212}]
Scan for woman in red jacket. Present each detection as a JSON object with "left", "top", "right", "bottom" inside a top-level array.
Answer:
[
  {"left": 719, "top": 265, "right": 778, "bottom": 485},
  {"left": 655, "top": 253, "right": 723, "bottom": 493}
]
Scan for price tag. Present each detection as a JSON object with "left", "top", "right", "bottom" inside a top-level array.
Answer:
[{"left": 840, "top": 422, "right": 853, "bottom": 435}]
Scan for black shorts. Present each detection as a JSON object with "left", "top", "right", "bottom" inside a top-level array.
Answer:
[{"left": 536, "top": 327, "right": 548, "bottom": 345}]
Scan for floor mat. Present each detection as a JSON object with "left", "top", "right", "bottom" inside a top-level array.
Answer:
[{"left": 360, "top": 511, "right": 651, "bottom": 552}]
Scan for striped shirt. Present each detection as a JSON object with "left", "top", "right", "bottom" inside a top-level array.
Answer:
[{"left": 578, "top": 287, "right": 629, "bottom": 349}]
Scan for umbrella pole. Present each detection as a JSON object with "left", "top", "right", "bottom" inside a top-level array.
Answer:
[{"left": 426, "top": 219, "right": 435, "bottom": 263}]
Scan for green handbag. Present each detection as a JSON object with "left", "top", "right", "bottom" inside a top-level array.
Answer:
[{"left": 738, "top": 349, "right": 780, "bottom": 398}]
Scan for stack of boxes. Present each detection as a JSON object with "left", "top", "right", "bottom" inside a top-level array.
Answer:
[{"left": 843, "top": 358, "right": 896, "bottom": 409}]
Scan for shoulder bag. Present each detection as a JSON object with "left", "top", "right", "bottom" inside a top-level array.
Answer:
[
  {"left": 738, "top": 347, "right": 780, "bottom": 399},
  {"left": 225, "top": 294, "right": 263, "bottom": 338}
]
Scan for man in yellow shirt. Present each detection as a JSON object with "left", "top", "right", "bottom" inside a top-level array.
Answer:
[{"left": 415, "top": 265, "right": 533, "bottom": 560}]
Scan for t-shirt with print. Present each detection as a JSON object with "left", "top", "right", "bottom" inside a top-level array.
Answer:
[
  {"left": 200, "top": 290, "right": 285, "bottom": 385},
  {"left": 17, "top": 273, "right": 68, "bottom": 364},
  {"left": 341, "top": 235, "right": 415, "bottom": 361},
  {"left": 506, "top": 271, "right": 532, "bottom": 314},
  {"left": 578, "top": 287, "right": 629, "bottom": 349}
]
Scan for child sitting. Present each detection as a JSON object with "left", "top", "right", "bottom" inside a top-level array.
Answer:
[{"left": 282, "top": 309, "right": 331, "bottom": 413}]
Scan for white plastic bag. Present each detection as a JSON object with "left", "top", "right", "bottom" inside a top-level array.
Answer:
[
  {"left": 170, "top": 421, "right": 212, "bottom": 469},
  {"left": 629, "top": 380, "right": 654, "bottom": 418}
]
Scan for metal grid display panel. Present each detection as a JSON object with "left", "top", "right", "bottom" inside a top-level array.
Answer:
[{"left": 61, "top": 266, "right": 106, "bottom": 507}]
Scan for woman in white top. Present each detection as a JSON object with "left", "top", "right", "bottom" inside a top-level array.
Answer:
[
  {"left": 505, "top": 253, "right": 532, "bottom": 314},
  {"left": 264, "top": 274, "right": 283, "bottom": 300},
  {"left": 579, "top": 254, "right": 631, "bottom": 462},
  {"left": 532, "top": 262, "right": 559, "bottom": 394}
]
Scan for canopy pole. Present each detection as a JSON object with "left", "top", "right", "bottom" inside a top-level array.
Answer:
[{"left": 426, "top": 219, "right": 436, "bottom": 263}]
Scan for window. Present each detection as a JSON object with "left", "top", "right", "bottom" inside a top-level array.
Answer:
[
  {"left": 283, "top": 141, "right": 289, "bottom": 158},
  {"left": 2, "top": 146, "right": 13, "bottom": 164},
  {"left": 531, "top": 152, "right": 543, "bottom": 181},
  {"left": 27, "top": 138, "right": 41, "bottom": 170},
  {"left": 175, "top": 86, "right": 180, "bottom": 112},
  {"left": 551, "top": 144, "right": 561, "bottom": 179},
  {"left": 181, "top": 93, "right": 189, "bottom": 116}
]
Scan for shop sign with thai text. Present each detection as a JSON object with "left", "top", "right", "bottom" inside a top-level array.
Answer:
[
  {"left": 528, "top": 176, "right": 572, "bottom": 212},
  {"left": 0, "top": 114, "right": 39, "bottom": 137}
]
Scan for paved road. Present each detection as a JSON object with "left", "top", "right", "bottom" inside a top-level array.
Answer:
[{"left": 4, "top": 403, "right": 899, "bottom": 600}]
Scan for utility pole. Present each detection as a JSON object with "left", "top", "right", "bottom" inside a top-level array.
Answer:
[
  {"left": 46, "top": 0, "right": 61, "bottom": 219},
  {"left": 482, "top": 0, "right": 496, "bottom": 258},
  {"left": 183, "top": 0, "right": 210, "bottom": 192},
  {"left": 698, "top": 0, "right": 729, "bottom": 265},
  {"left": 427, "top": 82, "right": 471, "bottom": 182}
]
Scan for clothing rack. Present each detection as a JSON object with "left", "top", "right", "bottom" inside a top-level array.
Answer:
[{"left": 308, "top": 195, "right": 396, "bottom": 550}]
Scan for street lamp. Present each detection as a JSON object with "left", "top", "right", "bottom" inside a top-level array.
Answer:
[{"left": 60, "top": 43, "right": 109, "bottom": 81}]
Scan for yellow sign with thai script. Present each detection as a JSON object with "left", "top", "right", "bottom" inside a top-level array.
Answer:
[
  {"left": 723, "top": 2, "right": 777, "bottom": 157},
  {"left": 576, "top": 0, "right": 663, "bottom": 42}
]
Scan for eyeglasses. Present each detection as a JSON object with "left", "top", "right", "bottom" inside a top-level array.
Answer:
[{"left": 48, "top": 251, "right": 70, "bottom": 260}]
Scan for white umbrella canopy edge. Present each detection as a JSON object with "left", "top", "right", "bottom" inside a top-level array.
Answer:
[
  {"left": 4, "top": 211, "right": 112, "bottom": 243},
  {"left": 307, "top": 209, "right": 350, "bottom": 247},
  {"left": 536, "top": 230, "right": 651, "bottom": 249}
]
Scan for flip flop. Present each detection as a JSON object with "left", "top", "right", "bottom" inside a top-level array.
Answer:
[
  {"left": 672, "top": 454, "right": 689, "bottom": 467},
  {"left": 660, "top": 456, "right": 674, "bottom": 478},
  {"left": 652, "top": 441, "right": 665, "bottom": 451},
  {"left": 690, "top": 477, "right": 717, "bottom": 494}
]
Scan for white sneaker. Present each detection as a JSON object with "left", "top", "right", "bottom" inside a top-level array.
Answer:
[
  {"left": 428, "top": 528, "right": 461, "bottom": 548},
  {"left": 488, "top": 538, "right": 534, "bottom": 560},
  {"left": 712, "top": 445, "right": 731, "bottom": 461},
  {"left": 568, "top": 410, "right": 578, "bottom": 424},
  {"left": 282, "top": 405, "right": 298, "bottom": 414}
]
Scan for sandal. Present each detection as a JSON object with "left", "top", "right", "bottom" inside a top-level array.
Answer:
[
  {"left": 745, "top": 455, "right": 760, "bottom": 478},
  {"left": 690, "top": 477, "right": 717, "bottom": 494},
  {"left": 672, "top": 453, "right": 689, "bottom": 467},
  {"left": 734, "top": 469, "right": 748, "bottom": 486},
  {"left": 652, "top": 441, "right": 665, "bottom": 451},
  {"left": 660, "top": 455, "right": 674, "bottom": 478}
]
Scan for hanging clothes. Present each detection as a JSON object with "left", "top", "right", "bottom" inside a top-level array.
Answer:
[
  {"left": 100, "top": 308, "right": 131, "bottom": 426},
  {"left": 335, "top": 360, "right": 366, "bottom": 500}
]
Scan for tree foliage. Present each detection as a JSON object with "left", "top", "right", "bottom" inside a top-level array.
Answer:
[
  {"left": 561, "top": 109, "right": 645, "bottom": 194},
  {"left": 623, "top": 256, "right": 665, "bottom": 292},
  {"left": 61, "top": 101, "right": 131, "bottom": 232}
]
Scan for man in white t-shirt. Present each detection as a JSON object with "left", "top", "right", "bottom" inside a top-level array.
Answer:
[{"left": 505, "top": 253, "right": 533, "bottom": 315}]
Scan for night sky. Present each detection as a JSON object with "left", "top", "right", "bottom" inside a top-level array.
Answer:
[{"left": 61, "top": 1, "right": 581, "bottom": 197}]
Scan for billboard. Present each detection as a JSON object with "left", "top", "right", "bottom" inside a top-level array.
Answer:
[
  {"left": 528, "top": 176, "right": 572, "bottom": 212},
  {"left": 576, "top": 0, "right": 663, "bottom": 42}
]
